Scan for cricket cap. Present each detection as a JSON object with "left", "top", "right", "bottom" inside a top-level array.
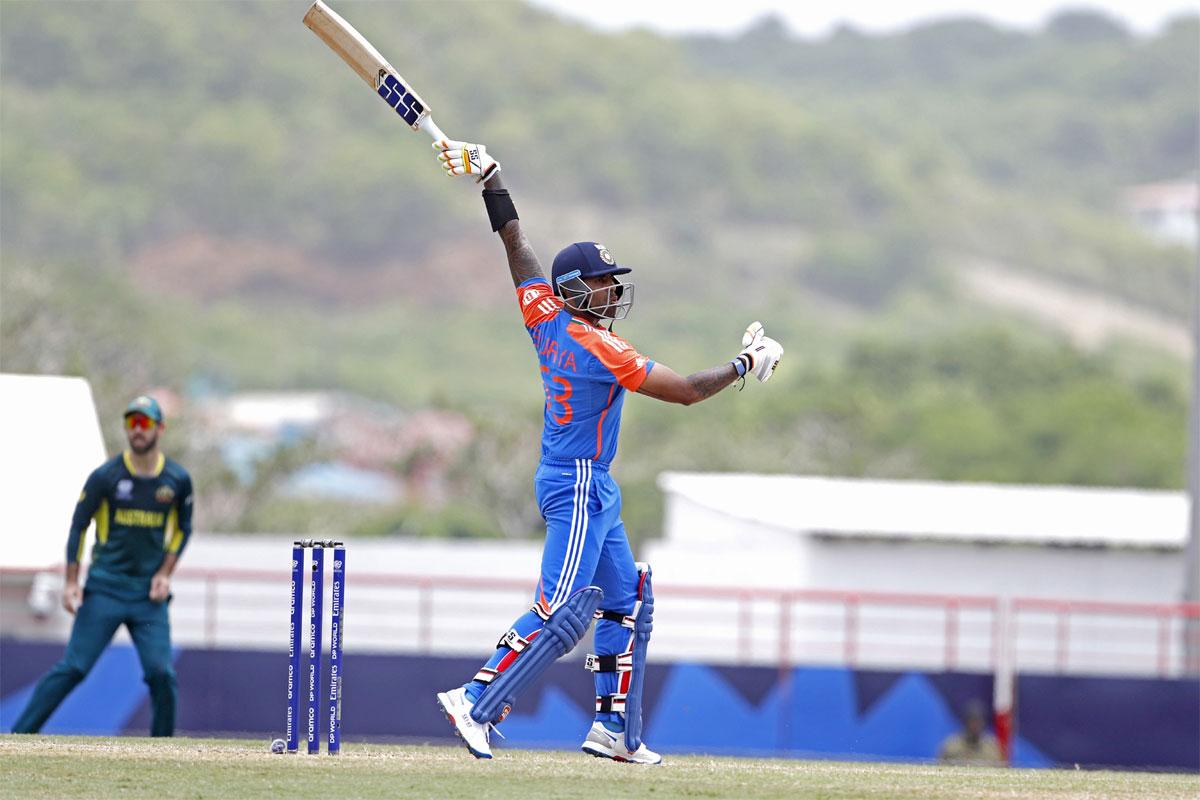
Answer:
[
  {"left": 124, "top": 395, "right": 164, "bottom": 423},
  {"left": 551, "top": 242, "right": 631, "bottom": 296}
]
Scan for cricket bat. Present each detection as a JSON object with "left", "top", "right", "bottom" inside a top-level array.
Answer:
[{"left": 303, "top": 0, "right": 448, "bottom": 142}]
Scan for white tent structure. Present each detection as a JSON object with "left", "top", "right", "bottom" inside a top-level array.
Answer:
[
  {"left": 651, "top": 472, "right": 1189, "bottom": 603},
  {"left": 0, "top": 374, "right": 106, "bottom": 569}
]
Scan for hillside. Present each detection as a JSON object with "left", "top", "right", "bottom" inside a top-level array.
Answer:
[
  {"left": 1, "top": 2, "right": 1193, "bottom": 313},
  {"left": 0, "top": 1, "right": 1193, "bottom": 538}
]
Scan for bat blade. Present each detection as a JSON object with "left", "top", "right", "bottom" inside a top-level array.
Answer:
[{"left": 303, "top": 0, "right": 445, "bottom": 140}]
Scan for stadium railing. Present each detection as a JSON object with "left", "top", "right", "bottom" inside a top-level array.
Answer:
[{"left": 2, "top": 566, "right": 1197, "bottom": 678}]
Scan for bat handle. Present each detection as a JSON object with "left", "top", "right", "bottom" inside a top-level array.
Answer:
[{"left": 419, "top": 116, "right": 447, "bottom": 143}]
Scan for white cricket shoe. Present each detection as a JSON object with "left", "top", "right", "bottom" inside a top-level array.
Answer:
[
  {"left": 580, "top": 721, "right": 663, "bottom": 764},
  {"left": 436, "top": 687, "right": 493, "bottom": 759}
]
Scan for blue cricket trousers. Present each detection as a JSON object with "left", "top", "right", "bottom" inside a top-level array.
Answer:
[{"left": 467, "top": 457, "right": 639, "bottom": 722}]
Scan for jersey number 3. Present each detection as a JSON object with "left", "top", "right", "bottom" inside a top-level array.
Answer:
[{"left": 541, "top": 366, "right": 573, "bottom": 424}]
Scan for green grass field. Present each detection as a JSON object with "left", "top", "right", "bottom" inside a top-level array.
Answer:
[{"left": 1, "top": 737, "right": 1197, "bottom": 800}]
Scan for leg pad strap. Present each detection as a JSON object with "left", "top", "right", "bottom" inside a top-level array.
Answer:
[
  {"left": 584, "top": 652, "right": 632, "bottom": 673},
  {"left": 596, "top": 693, "right": 627, "bottom": 714},
  {"left": 497, "top": 628, "right": 532, "bottom": 652},
  {"left": 594, "top": 607, "right": 638, "bottom": 629}
]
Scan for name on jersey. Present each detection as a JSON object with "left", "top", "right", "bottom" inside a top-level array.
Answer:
[
  {"left": 113, "top": 508, "right": 166, "bottom": 528},
  {"left": 533, "top": 329, "right": 578, "bottom": 372}
]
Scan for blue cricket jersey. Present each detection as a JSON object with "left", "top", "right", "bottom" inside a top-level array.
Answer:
[{"left": 517, "top": 278, "right": 654, "bottom": 466}]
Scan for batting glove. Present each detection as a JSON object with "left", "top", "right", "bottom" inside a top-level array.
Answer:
[
  {"left": 732, "top": 321, "right": 783, "bottom": 383},
  {"left": 434, "top": 139, "right": 500, "bottom": 183}
]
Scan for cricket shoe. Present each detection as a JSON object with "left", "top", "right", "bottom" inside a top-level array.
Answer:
[
  {"left": 436, "top": 687, "right": 494, "bottom": 759},
  {"left": 580, "top": 721, "right": 663, "bottom": 765}
]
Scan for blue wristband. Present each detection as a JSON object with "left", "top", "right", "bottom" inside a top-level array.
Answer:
[{"left": 731, "top": 357, "right": 748, "bottom": 377}]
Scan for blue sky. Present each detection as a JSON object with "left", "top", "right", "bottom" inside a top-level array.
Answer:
[{"left": 529, "top": 1, "right": 1196, "bottom": 37}]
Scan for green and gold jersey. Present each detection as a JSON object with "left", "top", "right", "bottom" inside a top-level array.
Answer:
[{"left": 67, "top": 452, "right": 194, "bottom": 600}]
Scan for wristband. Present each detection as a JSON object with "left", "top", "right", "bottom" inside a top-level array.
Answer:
[
  {"left": 482, "top": 188, "right": 519, "bottom": 232},
  {"left": 732, "top": 355, "right": 749, "bottom": 377}
]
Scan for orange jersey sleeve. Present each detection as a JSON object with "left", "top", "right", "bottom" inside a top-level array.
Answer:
[
  {"left": 568, "top": 320, "right": 653, "bottom": 392},
  {"left": 517, "top": 280, "right": 564, "bottom": 328}
]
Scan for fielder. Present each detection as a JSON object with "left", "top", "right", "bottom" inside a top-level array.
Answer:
[
  {"left": 11, "top": 396, "right": 194, "bottom": 737},
  {"left": 432, "top": 142, "right": 783, "bottom": 763}
]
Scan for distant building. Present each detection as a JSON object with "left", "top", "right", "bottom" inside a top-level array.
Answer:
[
  {"left": 1124, "top": 179, "right": 1198, "bottom": 247},
  {"left": 194, "top": 391, "right": 340, "bottom": 438},
  {"left": 279, "top": 461, "right": 403, "bottom": 504},
  {"left": 193, "top": 391, "right": 472, "bottom": 503}
]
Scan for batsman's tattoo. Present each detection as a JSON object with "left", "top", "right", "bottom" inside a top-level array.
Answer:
[
  {"left": 483, "top": 174, "right": 545, "bottom": 288},
  {"left": 499, "top": 221, "right": 545, "bottom": 288},
  {"left": 685, "top": 364, "right": 740, "bottom": 400}
]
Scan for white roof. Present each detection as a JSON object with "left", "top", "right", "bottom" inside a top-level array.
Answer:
[
  {"left": 206, "top": 392, "right": 335, "bottom": 431},
  {"left": 658, "top": 472, "right": 1188, "bottom": 549}
]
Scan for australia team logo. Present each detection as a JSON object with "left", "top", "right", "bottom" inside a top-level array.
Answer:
[
  {"left": 115, "top": 479, "right": 134, "bottom": 500},
  {"left": 155, "top": 484, "right": 176, "bottom": 504}
]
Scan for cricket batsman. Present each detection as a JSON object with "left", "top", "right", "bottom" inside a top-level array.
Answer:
[
  {"left": 10, "top": 395, "right": 194, "bottom": 736},
  {"left": 432, "top": 141, "right": 783, "bottom": 763}
]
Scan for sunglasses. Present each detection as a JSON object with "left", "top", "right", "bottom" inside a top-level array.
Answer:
[{"left": 125, "top": 414, "right": 157, "bottom": 431}]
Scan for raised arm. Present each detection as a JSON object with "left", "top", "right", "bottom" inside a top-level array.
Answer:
[
  {"left": 482, "top": 174, "right": 546, "bottom": 288},
  {"left": 434, "top": 140, "right": 545, "bottom": 288},
  {"left": 638, "top": 321, "right": 783, "bottom": 405}
]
